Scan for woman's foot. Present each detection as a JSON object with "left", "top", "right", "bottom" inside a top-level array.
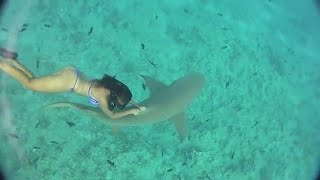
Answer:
[{"left": 0, "top": 48, "right": 18, "bottom": 60}]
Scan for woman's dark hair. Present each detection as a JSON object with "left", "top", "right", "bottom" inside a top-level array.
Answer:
[{"left": 95, "top": 74, "right": 132, "bottom": 106}]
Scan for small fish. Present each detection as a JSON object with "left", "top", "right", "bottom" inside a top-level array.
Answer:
[
  {"left": 141, "top": 43, "right": 145, "bottom": 50},
  {"left": 235, "top": 106, "right": 243, "bottom": 112},
  {"left": 22, "top": 23, "right": 29, "bottom": 28},
  {"left": 107, "top": 160, "right": 116, "bottom": 168},
  {"left": 1, "top": 27, "right": 8, "bottom": 31},
  {"left": 66, "top": 121, "right": 75, "bottom": 127},
  {"left": 221, "top": 46, "right": 228, "bottom": 49},
  {"left": 43, "top": 24, "right": 51, "bottom": 28},
  {"left": 221, "top": 27, "right": 228, "bottom": 30},
  {"left": 33, "top": 146, "right": 41, "bottom": 150},
  {"left": 147, "top": 59, "right": 157, "bottom": 67},
  {"left": 217, "top": 13, "right": 223, "bottom": 16},
  {"left": 252, "top": 72, "right": 258, "bottom": 76},
  {"left": 225, "top": 81, "right": 230, "bottom": 88},
  {"left": 142, "top": 83, "right": 146, "bottom": 90},
  {"left": 35, "top": 121, "right": 40, "bottom": 128},
  {"left": 19, "top": 27, "right": 27, "bottom": 32},
  {"left": 231, "top": 151, "right": 235, "bottom": 159},
  {"left": 88, "top": 26, "right": 93, "bottom": 35},
  {"left": 167, "top": 168, "right": 173, "bottom": 172},
  {"left": 50, "top": 141, "right": 59, "bottom": 144}
]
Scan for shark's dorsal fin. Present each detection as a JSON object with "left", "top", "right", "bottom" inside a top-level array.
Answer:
[
  {"left": 140, "top": 75, "right": 167, "bottom": 95},
  {"left": 169, "top": 112, "right": 187, "bottom": 142}
]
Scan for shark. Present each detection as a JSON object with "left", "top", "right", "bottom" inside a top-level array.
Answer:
[{"left": 45, "top": 72, "right": 205, "bottom": 141}]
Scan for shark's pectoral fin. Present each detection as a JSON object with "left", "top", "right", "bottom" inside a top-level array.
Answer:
[{"left": 170, "top": 112, "right": 187, "bottom": 142}]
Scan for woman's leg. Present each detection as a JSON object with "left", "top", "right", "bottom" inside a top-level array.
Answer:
[{"left": 0, "top": 61, "right": 77, "bottom": 93}]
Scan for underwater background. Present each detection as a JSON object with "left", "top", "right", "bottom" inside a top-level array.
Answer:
[{"left": 0, "top": 0, "right": 319, "bottom": 179}]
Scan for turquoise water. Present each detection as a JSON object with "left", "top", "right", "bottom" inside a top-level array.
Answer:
[{"left": 0, "top": 0, "right": 319, "bottom": 179}]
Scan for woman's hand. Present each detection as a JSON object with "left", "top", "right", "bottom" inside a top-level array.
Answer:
[
  {"left": 131, "top": 106, "right": 146, "bottom": 115},
  {"left": 138, "top": 106, "right": 146, "bottom": 111}
]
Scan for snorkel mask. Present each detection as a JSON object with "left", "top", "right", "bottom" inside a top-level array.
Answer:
[
  {"left": 107, "top": 91, "right": 141, "bottom": 111},
  {"left": 107, "top": 91, "right": 127, "bottom": 111}
]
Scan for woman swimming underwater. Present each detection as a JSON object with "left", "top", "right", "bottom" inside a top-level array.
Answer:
[{"left": 0, "top": 48, "right": 146, "bottom": 119}]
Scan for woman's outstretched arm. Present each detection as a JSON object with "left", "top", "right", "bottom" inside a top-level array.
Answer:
[
  {"left": 9, "top": 59, "right": 34, "bottom": 78},
  {"left": 0, "top": 60, "right": 33, "bottom": 89},
  {"left": 99, "top": 99, "right": 143, "bottom": 119}
]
